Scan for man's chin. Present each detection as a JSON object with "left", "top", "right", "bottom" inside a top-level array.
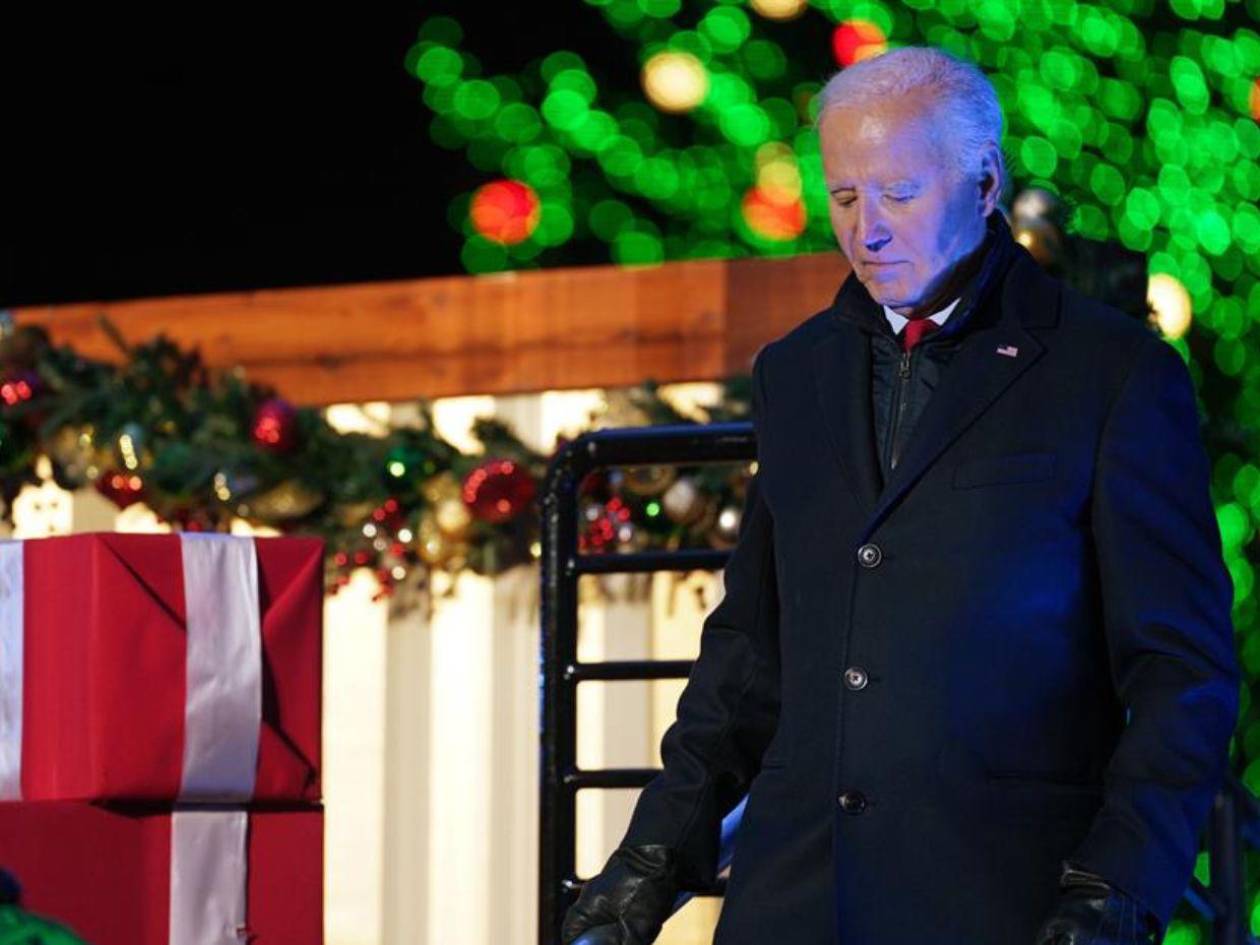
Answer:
[{"left": 862, "top": 284, "right": 914, "bottom": 312}]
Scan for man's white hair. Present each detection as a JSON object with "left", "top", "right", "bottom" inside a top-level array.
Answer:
[{"left": 815, "top": 46, "right": 1004, "bottom": 184}]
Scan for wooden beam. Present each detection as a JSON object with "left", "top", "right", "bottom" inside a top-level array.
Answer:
[{"left": 11, "top": 253, "right": 849, "bottom": 406}]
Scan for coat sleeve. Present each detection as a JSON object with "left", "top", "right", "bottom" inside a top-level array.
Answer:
[
  {"left": 617, "top": 344, "right": 783, "bottom": 891},
  {"left": 1067, "top": 334, "right": 1241, "bottom": 930}
]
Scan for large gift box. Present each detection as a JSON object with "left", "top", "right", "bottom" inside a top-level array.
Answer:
[
  {"left": 0, "top": 801, "right": 323, "bottom": 945},
  {"left": 0, "top": 533, "right": 323, "bottom": 803}
]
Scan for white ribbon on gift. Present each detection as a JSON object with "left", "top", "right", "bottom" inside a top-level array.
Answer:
[
  {"left": 0, "top": 540, "right": 24, "bottom": 802},
  {"left": 170, "top": 808, "right": 251, "bottom": 945},
  {"left": 178, "top": 533, "right": 262, "bottom": 801},
  {"left": 172, "top": 533, "right": 261, "bottom": 945},
  {"left": 0, "top": 533, "right": 263, "bottom": 942}
]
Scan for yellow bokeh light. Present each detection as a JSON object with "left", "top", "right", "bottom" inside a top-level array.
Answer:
[
  {"left": 642, "top": 51, "right": 709, "bottom": 114},
  {"left": 750, "top": 0, "right": 808, "bottom": 20},
  {"left": 755, "top": 142, "right": 802, "bottom": 204},
  {"left": 1148, "top": 272, "right": 1193, "bottom": 339}
]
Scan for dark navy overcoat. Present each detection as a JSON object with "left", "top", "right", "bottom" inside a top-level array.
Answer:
[{"left": 619, "top": 244, "right": 1241, "bottom": 944}]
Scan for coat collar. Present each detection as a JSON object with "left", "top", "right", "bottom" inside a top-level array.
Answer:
[{"left": 809, "top": 215, "right": 1061, "bottom": 539}]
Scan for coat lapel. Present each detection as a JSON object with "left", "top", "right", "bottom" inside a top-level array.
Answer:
[
  {"left": 811, "top": 325, "right": 883, "bottom": 517},
  {"left": 809, "top": 250, "right": 1060, "bottom": 537},
  {"left": 868, "top": 315, "right": 1045, "bottom": 531}
]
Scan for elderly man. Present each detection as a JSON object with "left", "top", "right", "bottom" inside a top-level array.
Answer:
[{"left": 562, "top": 46, "right": 1239, "bottom": 945}]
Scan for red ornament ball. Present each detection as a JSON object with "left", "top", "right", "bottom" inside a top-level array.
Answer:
[
  {"left": 95, "top": 469, "right": 145, "bottom": 509},
  {"left": 461, "top": 458, "right": 537, "bottom": 524},
  {"left": 251, "top": 398, "right": 300, "bottom": 453},
  {"left": 470, "top": 179, "right": 541, "bottom": 245},
  {"left": 831, "top": 19, "right": 886, "bottom": 67}
]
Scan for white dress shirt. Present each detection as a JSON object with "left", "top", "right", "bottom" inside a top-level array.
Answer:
[{"left": 882, "top": 297, "right": 961, "bottom": 337}]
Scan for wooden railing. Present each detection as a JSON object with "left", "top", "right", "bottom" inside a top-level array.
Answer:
[{"left": 11, "top": 254, "right": 849, "bottom": 405}]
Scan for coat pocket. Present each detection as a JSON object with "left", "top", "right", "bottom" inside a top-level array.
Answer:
[
  {"left": 952, "top": 451, "right": 1056, "bottom": 489},
  {"left": 936, "top": 740, "right": 1102, "bottom": 823},
  {"left": 981, "top": 772, "right": 1104, "bottom": 821}
]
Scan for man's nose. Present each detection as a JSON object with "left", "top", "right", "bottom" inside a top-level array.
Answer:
[{"left": 858, "top": 203, "right": 891, "bottom": 252}]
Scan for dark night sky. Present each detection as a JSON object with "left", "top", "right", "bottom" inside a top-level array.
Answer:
[{"left": 2, "top": 1, "right": 615, "bottom": 307}]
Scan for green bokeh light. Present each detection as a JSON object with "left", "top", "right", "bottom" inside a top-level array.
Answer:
[{"left": 699, "top": 7, "right": 752, "bottom": 53}]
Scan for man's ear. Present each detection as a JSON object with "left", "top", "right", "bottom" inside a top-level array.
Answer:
[{"left": 978, "top": 146, "right": 1004, "bottom": 215}]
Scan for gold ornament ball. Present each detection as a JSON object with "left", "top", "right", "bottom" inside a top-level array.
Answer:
[
  {"left": 623, "top": 464, "right": 677, "bottom": 496},
  {"left": 416, "top": 513, "right": 455, "bottom": 566},
  {"left": 421, "top": 471, "right": 463, "bottom": 506},
  {"left": 245, "top": 480, "right": 325, "bottom": 520},
  {"left": 435, "top": 495, "right": 472, "bottom": 537}
]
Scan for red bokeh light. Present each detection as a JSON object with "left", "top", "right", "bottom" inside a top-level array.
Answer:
[
  {"left": 0, "top": 378, "right": 33, "bottom": 406},
  {"left": 831, "top": 19, "right": 887, "bottom": 68},
  {"left": 742, "top": 187, "right": 806, "bottom": 241},
  {"left": 1250, "top": 77, "right": 1259, "bottom": 122},
  {"left": 470, "top": 179, "right": 541, "bottom": 245}
]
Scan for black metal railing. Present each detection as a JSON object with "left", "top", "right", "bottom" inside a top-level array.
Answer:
[
  {"left": 1190, "top": 774, "right": 1258, "bottom": 945},
  {"left": 538, "top": 420, "right": 1258, "bottom": 945},
  {"left": 539, "top": 421, "right": 756, "bottom": 944}
]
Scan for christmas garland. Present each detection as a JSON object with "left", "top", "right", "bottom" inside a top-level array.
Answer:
[{"left": 0, "top": 313, "right": 756, "bottom": 599}]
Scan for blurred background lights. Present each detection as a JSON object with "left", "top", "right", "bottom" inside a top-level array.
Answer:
[
  {"left": 749, "top": 0, "right": 808, "bottom": 21},
  {"left": 469, "top": 179, "right": 541, "bottom": 244},
  {"left": 831, "top": 20, "right": 888, "bottom": 68},
  {"left": 1148, "top": 272, "right": 1194, "bottom": 339},
  {"left": 741, "top": 185, "right": 806, "bottom": 241},
  {"left": 1251, "top": 77, "right": 1260, "bottom": 122},
  {"left": 754, "top": 142, "right": 802, "bottom": 204},
  {"left": 641, "top": 51, "right": 708, "bottom": 113}
]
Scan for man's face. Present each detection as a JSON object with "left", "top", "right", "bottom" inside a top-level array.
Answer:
[{"left": 818, "top": 96, "right": 992, "bottom": 315}]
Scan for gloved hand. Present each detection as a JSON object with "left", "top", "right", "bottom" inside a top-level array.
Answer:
[
  {"left": 560, "top": 844, "right": 678, "bottom": 945},
  {"left": 1033, "top": 861, "right": 1160, "bottom": 945}
]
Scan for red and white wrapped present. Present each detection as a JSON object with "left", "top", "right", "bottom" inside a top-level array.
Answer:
[
  {"left": 0, "top": 800, "right": 323, "bottom": 945},
  {"left": 0, "top": 533, "right": 323, "bottom": 803}
]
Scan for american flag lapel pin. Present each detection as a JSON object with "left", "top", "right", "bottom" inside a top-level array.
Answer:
[{"left": 996, "top": 344, "right": 1019, "bottom": 358}]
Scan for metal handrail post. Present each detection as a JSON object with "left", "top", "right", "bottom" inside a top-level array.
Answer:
[
  {"left": 1212, "top": 783, "right": 1248, "bottom": 945},
  {"left": 539, "top": 440, "right": 591, "bottom": 945}
]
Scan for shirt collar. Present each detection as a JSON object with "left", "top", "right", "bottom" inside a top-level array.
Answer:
[{"left": 882, "top": 297, "right": 962, "bottom": 336}]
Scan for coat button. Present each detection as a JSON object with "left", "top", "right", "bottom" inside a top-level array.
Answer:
[
  {"left": 843, "top": 667, "right": 868, "bottom": 691},
  {"left": 856, "top": 543, "right": 882, "bottom": 568},
  {"left": 838, "top": 790, "right": 867, "bottom": 814}
]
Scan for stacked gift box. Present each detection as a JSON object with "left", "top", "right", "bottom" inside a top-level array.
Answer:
[{"left": 0, "top": 532, "right": 324, "bottom": 945}]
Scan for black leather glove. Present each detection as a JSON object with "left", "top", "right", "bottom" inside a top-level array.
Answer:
[
  {"left": 560, "top": 844, "right": 678, "bottom": 945},
  {"left": 1033, "top": 861, "right": 1160, "bottom": 945}
]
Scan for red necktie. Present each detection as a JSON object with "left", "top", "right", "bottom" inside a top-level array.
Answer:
[{"left": 901, "top": 317, "right": 939, "bottom": 353}]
